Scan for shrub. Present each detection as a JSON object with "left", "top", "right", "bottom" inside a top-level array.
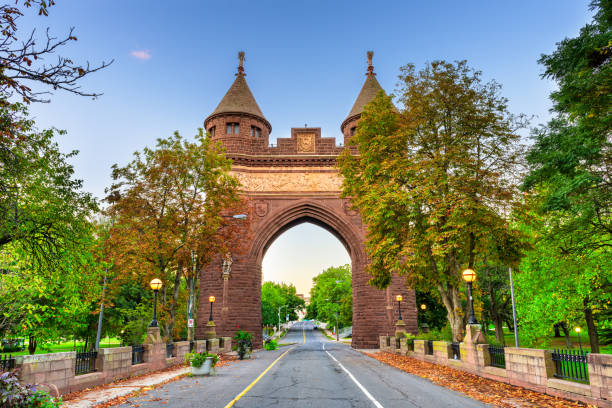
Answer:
[
  {"left": 0, "top": 372, "right": 61, "bottom": 408},
  {"left": 415, "top": 324, "right": 453, "bottom": 342},
  {"left": 233, "top": 330, "right": 253, "bottom": 360},
  {"left": 264, "top": 340, "right": 278, "bottom": 350}
]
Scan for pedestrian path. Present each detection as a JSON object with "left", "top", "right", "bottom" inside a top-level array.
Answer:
[{"left": 62, "top": 366, "right": 189, "bottom": 408}]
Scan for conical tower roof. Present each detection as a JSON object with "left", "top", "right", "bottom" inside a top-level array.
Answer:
[
  {"left": 341, "top": 51, "right": 385, "bottom": 132},
  {"left": 205, "top": 52, "right": 271, "bottom": 131}
]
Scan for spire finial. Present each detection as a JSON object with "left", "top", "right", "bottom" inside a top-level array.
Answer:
[
  {"left": 237, "top": 51, "right": 245, "bottom": 76},
  {"left": 366, "top": 50, "right": 375, "bottom": 76}
]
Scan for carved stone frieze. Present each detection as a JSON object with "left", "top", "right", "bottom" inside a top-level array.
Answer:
[{"left": 233, "top": 169, "right": 342, "bottom": 192}]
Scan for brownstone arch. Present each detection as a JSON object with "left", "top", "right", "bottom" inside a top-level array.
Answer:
[{"left": 196, "top": 53, "right": 417, "bottom": 349}]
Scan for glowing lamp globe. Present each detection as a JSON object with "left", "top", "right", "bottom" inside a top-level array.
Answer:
[
  {"left": 150, "top": 278, "right": 163, "bottom": 291},
  {"left": 395, "top": 295, "right": 403, "bottom": 302},
  {"left": 575, "top": 327, "right": 581, "bottom": 333},
  {"left": 462, "top": 269, "right": 477, "bottom": 283},
  {"left": 209, "top": 296, "right": 216, "bottom": 303},
  {"left": 420, "top": 304, "right": 427, "bottom": 310}
]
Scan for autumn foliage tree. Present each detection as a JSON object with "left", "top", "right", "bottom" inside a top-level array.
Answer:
[
  {"left": 338, "top": 61, "right": 526, "bottom": 341},
  {"left": 106, "top": 130, "right": 246, "bottom": 339}
]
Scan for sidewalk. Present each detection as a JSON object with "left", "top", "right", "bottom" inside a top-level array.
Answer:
[{"left": 62, "top": 365, "right": 189, "bottom": 408}]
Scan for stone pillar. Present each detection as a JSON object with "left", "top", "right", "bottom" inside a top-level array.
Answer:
[
  {"left": 414, "top": 339, "right": 427, "bottom": 355},
  {"left": 145, "top": 326, "right": 162, "bottom": 344},
  {"left": 195, "top": 340, "right": 207, "bottom": 353},
  {"left": 97, "top": 346, "right": 132, "bottom": 383},
  {"left": 174, "top": 341, "right": 190, "bottom": 362},
  {"left": 203, "top": 321, "right": 217, "bottom": 340},
  {"left": 588, "top": 353, "right": 612, "bottom": 401},
  {"left": 433, "top": 341, "right": 452, "bottom": 362},
  {"left": 462, "top": 324, "right": 488, "bottom": 368}
]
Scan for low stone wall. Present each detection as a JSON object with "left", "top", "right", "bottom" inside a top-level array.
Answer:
[
  {"left": 386, "top": 327, "right": 612, "bottom": 408},
  {"left": 14, "top": 337, "right": 231, "bottom": 397}
]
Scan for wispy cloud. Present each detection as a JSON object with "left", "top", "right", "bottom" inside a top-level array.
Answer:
[{"left": 130, "top": 50, "right": 151, "bottom": 60}]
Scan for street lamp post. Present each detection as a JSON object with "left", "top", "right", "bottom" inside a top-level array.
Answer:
[
  {"left": 208, "top": 296, "right": 215, "bottom": 321},
  {"left": 462, "top": 269, "right": 478, "bottom": 325},
  {"left": 278, "top": 305, "right": 288, "bottom": 336},
  {"left": 575, "top": 327, "right": 583, "bottom": 352},
  {"left": 149, "top": 278, "right": 163, "bottom": 327},
  {"left": 395, "top": 294, "right": 406, "bottom": 336},
  {"left": 204, "top": 295, "right": 217, "bottom": 340}
]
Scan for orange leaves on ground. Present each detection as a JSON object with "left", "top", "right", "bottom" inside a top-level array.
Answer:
[{"left": 366, "top": 352, "right": 592, "bottom": 408}]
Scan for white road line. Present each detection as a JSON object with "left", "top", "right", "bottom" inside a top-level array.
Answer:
[
  {"left": 322, "top": 343, "right": 325, "bottom": 350},
  {"left": 325, "top": 350, "right": 384, "bottom": 408}
]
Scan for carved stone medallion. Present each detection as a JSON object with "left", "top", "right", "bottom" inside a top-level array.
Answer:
[
  {"left": 297, "top": 133, "right": 315, "bottom": 153},
  {"left": 254, "top": 201, "right": 269, "bottom": 217}
]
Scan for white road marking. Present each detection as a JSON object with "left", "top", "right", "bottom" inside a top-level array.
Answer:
[
  {"left": 325, "top": 350, "right": 384, "bottom": 408},
  {"left": 322, "top": 343, "right": 325, "bottom": 350}
]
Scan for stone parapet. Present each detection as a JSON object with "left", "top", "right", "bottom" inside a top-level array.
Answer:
[
  {"left": 505, "top": 347, "right": 554, "bottom": 390},
  {"left": 18, "top": 352, "right": 75, "bottom": 395}
]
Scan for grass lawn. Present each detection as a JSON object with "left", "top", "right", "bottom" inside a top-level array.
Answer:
[
  {"left": 485, "top": 327, "right": 611, "bottom": 354},
  {"left": 1, "top": 337, "right": 123, "bottom": 357}
]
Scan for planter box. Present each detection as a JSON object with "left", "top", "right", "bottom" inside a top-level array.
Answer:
[{"left": 191, "top": 357, "right": 215, "bottom": 376}]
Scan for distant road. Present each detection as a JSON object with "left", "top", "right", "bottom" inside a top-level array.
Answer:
[{"left": 116, "top": 321, "right": 486, "bottom": 407}]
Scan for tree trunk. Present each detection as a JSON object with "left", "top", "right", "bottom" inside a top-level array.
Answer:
[
  {"left": 28, "top": 335, "right": 37, "bottom": 355},
  {"left": 561, "top": 322, "right": 571, "bottom": 348},
  {"left": 437, "top": 283, "right": 465, "bottom": 341},
  {"left": 554, "top": 323, "right": 561, "bottom": 337},
  {"left": 167, "top": 264, "right": 183, "bottom": 341},
  {"left": 493, "top": 314, "right": 505, "bottom": 344},
  {"left": 584, "top": 298, "right": 600, "bottom": 353}
]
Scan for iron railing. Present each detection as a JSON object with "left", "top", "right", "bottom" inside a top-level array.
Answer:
[
  {"left": 0, "top": 355, "right": 15, "bottom": 372},
  {"left": 132, "top": 345, "right": 145, "bottom": 365},
  {"left": 166, "top": 342, "right": 175, "bottom": 358},
  {"left": 426, "top": 340, "right": 434, "bottom": 355},
  {"left": 189, "top": 340, "right": 195, "bottom": 352},
  {"left": 75, "top": 351, "right": 97, "bottom": 375},
  {"left": 552, "top": 349, "right": 589, "bottom": 383},
  {"left": 406, "top": 339, "right": 414, "bottom": 351},
  {"left": 395, "top": 337, "right": 401, "bottom": 350},
  {"left": 488, "top": 346, "right": 506, "bottom": 369},
  {"left": 451, "top": 342, "right": 461, "bottom": 360}
]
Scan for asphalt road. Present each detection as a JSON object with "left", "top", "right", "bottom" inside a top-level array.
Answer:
[{"left": 116, "top": 322, "right": 487, "bottom": 408}]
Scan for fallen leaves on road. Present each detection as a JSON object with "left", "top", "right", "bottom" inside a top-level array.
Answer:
[
  {"left": 64, "top": 354, "right": 239, "bottom": 407},
  {"left": 365, "top": 352, "right": 594, "bottom": 408}
]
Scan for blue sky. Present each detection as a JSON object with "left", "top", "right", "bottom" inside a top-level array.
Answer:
[{"left": 21, "top": 1, "right": 592, "bottom": 294}]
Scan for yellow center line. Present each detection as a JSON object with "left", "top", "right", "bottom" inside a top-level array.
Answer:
[{"left": 223, "top": 346, "right": 294, "bottom": 408}]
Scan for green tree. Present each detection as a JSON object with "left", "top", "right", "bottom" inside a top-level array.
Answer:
[
  {"left": 307, "top": 265, "right": 352, "bottom": 329},
  {"left": 106, "top": 130, "right": 241, "bottom": 339},
  {"left": 522, "top": 0, "right": 611, "bottom": 352},
  {"left": 261, "top": 282, "right": 305, "bottom": 327},
  {"left": 338, "top": 61, "right": 526, "bottom": 341}
]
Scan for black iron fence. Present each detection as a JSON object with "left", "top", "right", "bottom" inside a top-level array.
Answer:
[
  {"left": 426, "top": 340, "right": 434, "bottom": 355},
  {"left": 189, "top": 340, "right": 195, "bottom": 352},
  {"left": 0, "top": 355, "right": 15, "bottom": 372},
  {"left": 132, "top": 345, "right": 145, "bottom": 365},
  {"left": 166, "top": 342, "right": 175, "bottom": 358},
  {"left": 552, "top": 349, "right": 589, "bottom": 384},
  {"left": 451, "top": 342, "right": 461, "bottom": 360},
  {"left": 75, "top": 351, "right": 97, "bottom": 375},
  {"left": 488, "top": 346, "right": 506, "bottom": 369}
]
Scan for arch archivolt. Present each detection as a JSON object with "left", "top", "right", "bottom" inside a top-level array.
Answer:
[{"left": 249, "top": 199, "right": 363, "bottom": 265}]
